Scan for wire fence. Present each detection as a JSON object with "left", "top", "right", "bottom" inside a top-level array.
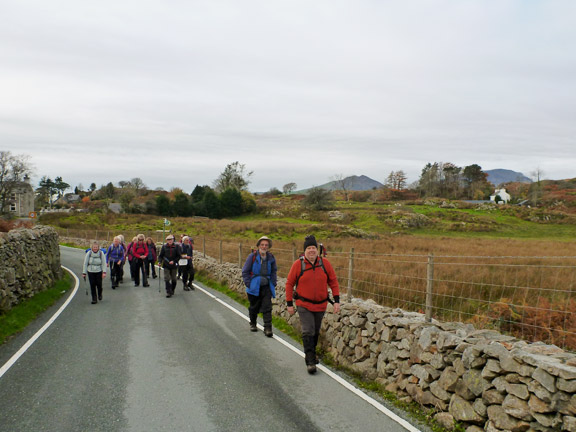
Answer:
[{"left": 57, "top": 228, "right": 576, "bottom": 349}]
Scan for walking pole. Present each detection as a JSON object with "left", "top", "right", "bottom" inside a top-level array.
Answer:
[{"left": 83, "top": 274, "right": 88, "bottom": 296}]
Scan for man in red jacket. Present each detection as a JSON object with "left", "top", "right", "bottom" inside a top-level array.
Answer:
[{"left": 286, "top": 235, "right": 340, "bottom": 374}]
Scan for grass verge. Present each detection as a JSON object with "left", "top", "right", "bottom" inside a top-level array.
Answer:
[
  {"left": 194, "top": 270, "right": 453, "bottom": 432},
  {"left": 0, "top": 271, "right": 74, "bottom": 345}
]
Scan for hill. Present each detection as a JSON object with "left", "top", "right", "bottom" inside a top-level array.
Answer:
[
  {"left": 485, "top": 169, "right": 531, "bottom": 186},
  {"left": 297, "top": 175, "right": 384, "bottom": 193}
]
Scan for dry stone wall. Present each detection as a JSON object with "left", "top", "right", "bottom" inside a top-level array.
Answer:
[
  {"left": 0, "top": 225, "right": 62, "bottom": 312},
  {"left": 194, "top": 253, "right": 576, "bottom": 432}
]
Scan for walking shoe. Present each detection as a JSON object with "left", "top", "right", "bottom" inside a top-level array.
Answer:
[
  {"left": 189, "top": 284, "right": 195, "bottom": 290},
  {"left": 166, "top": 293, "right": 172, "bottom": 298},
  {"left": 264, "top": 327, "right": 273, "bottom": 337},
  {"left": 250, "top": 323, "right": 258, "bottom": 332},
  {"left": 152, "top": 274, "right": 157, "bottom": 279},
  {"left": 98, "top": 295, "right": 102, "bottom": 301},
  {"left": 112, "top": 285, "right": 116, "bottom": 290},
  {"left": 134, "top": 283, "right": 139, "bottom": 287},
  {"left": 307, "top": 364, "right": 317, "bottom": 374},
  {"left": 143, "top": 284, "right": 150, "bottom": 287},
  {"left": 183, "top": 286, "right": 190, "bottom": 291},
  {"left": 91, "top": 300, "right": 97, "bottom": 304}
]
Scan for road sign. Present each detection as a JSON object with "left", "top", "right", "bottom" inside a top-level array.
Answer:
[
  {"left": 29, "top": 211, "right": 37, "bottom": 218},
  {"left": 163, "top": 218, "right": 171, "bottom": 226}
]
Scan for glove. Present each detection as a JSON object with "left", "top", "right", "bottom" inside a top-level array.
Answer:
[{"left": 82, "top": 274, "right": 86, "bottom": 281}]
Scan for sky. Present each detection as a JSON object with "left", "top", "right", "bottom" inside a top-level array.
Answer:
[{"left": 1, "top": 0, "right": 575, "bottom": 193}]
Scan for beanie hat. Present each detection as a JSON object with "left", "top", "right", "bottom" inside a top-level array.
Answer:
[
  {"left": 303, "top": 235, "right": 318, "bottom": 251},
  {"left": 256, "top": 236, "right": 272, "bottom": 248}
]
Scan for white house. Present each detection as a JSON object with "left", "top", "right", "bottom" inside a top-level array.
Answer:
[{"left": 490, "top": 188, "right": 511, "bottom": 204}]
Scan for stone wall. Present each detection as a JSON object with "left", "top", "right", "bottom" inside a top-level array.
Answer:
[
  {"left": 194, "top": 253, "right": 576, "bottom": 432},
  {"left": 0, "top": 225, "right": 62, "bottom": 312}
]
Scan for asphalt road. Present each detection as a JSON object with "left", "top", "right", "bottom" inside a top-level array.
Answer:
[{"left": 0, "top": 246, "right": 424, "bottom": 432}]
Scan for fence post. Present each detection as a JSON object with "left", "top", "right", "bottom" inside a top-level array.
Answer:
[
  {"left": 238, "top": 243, "right": 243, "bottom": 267},
  {"left": 426, "top": 253, "right": 434, "bottom": 322},
  {"left": 347, "top": 248, "right": 354, "bottom": 301},
  {"left": 219, "top": 240, "right": 223, "bottom": 264},
  {"left": 292, "top": 247, "right": 297, "bottom": 262},
  {"left": 203, "top": 236, "right": 206, "bottom": 258}
]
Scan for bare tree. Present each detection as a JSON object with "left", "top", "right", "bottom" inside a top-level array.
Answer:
[
  {"left": 282, "top": 182, "right": 297, "bottom": 195},
  {"left": 213, "top": 161, "right": 253, "bottom": 193},
  {"left": 530, "top": 167, "right": 545, "bottom": 204},
  {"left": 130, "top": 177, "right": 147, "bottom": 194},
  {"left": 330, "top": 174, "right": 350, "bottom": 201},
  {"left": 386, "top": 170, "right": 408, "bottom": 190}
]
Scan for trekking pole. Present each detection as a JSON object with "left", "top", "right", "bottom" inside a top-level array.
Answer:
[
  {"left": 158, "top": 264, "right": 162, "bottom": 293},
  {"left": 83, "top": 274, "right": 88, "bottom": 296}
]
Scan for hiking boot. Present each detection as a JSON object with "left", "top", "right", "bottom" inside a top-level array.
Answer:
[
  {"left": 250, "top": 323, "right": 258, "bottom": 332},
  {"left": 183, "top": 285, "right": 190, "bottom": 291},
  {"left": 307, "top": 364, "right": 317, "bottom": 374},
  {"left": 264, "top": 327, "right": 273, "bottom": 337},
  {"left": 143, "top": 283, "right": 150, "bottom": 287},
  {"left": 98, "top": 294, "right": 102, "bottom": 301},
  {"left": 91, "top": 300, "right": 97, "bottom": 304}
]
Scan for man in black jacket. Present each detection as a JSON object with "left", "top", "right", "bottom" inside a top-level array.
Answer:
[{"left": 158, "top": 235, "right": 181, "bottom": 298}]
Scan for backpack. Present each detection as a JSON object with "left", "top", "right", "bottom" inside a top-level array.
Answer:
[{"left": 293, "top": 255, "right": 333, "bottom": 305}]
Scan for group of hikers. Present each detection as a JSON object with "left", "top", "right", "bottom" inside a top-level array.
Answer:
[
  {"left": 81, "top": 233, "right": 195, "bottom": 303},
  {"left": 82, "top": 232, "right": 340, "bottom": 374}
]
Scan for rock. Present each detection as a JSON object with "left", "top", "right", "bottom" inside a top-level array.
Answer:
[
  {"left": 529, "top": 394, "right": 554, "bottom": 414},
  {"left": 434, "top": 412, "right": 455, "bottom": 430},
  {"left": 483, "top": 389, "right": 505, "bottom": 405},
  {"left": 558, "top": 378, "right": 576, "bottom": 393},
  {"left": 439, "top": 367, "right": 459, "bottom": 392},
  {"left": 487, "top": 405, "right": 530, "bottom": 431},
  {"left": 532, "top": 367, "right": 557, "bottom": 393},
  {"left": 564, "top": 416, "right": 576, "bottom": 432},
  {"left": 463, "top": 369, "right": 490, "bottom": 397},
  {"left": 449, "top": 395, "right": 484, "bottom": 424},
  {"left": 502, "top": 394, "right": 532, "bottom": 420}
]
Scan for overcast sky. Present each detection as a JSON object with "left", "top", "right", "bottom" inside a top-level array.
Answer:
[{"left": 1, "top": 0, "right": 575, "bottom": 193}]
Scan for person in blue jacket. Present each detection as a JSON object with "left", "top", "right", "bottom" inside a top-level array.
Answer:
[{"left": 241, "top": 236, "right": 277, "bottom": 337}]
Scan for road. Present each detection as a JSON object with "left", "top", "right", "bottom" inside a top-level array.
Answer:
[{"left": 0, "top": 246, "right": 423, "bottom": 432}]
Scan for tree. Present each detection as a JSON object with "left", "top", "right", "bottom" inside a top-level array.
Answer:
[
  {"left": 330, "top": 174, "right": 351, "bottom": 201},
  {"left": 302, "top": 187, "right": 334, "bottom": 211},
  {"left": 202, "top": 188, "right": 222, "bottom": 219},
  {"left": 89, "top": 183, "right": 97, "bottom": 192},
  {"left": 530, "top": 167, "right": 545, "bottom": 204},
  {"left": 36, "top": 176, "right": 57, "bottom": 208},
  {"left": 156, "top": 195, "right": 172, "bottom": 216},
  {"left": 54, "top": 176, "right": 70, "bottom": 199},
  {"left": 103, "top": 182, "right": 116, "bottom": 199},
  {"left": 220, "top": 188, "right": 243, "bottom": 217},
  {"left": 130, "top": 177, "right": 146, "bottom": 194},
  {"left": 191, "top": 185, "right": 211, "bottom": 203},
  {"left": 265, "top": 187, "right": 282, "bottom": 197},
  {"left": 386, "top": 171, "right": 408, "bottom": 190},
  {"left": 213, "top": 161, "right": 253, "bottom": 193},
  {"left": 0, "top": 151, "right": 33, "bottom": 214},
  {"left": 119, "top": 191, "right": 135, "bottom": 213},
  {"left": 118, "top": 180, "right": 129, "bottom": 189},
  {"left": 462, "top": 164, "right": 490, "bottom": 199},
  {"left": 172, "top": 192, "right": 191, "bottom": 217},
  {"left": 283, "top": 182, "right": 297, "bottom": 195}
]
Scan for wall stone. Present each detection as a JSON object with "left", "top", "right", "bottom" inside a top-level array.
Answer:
[
  {"left": 0, "top": 225, "right": 62, "bottom": 312},
  {"left": 194, "top": 253, "right": 576, "bottom": 432}
]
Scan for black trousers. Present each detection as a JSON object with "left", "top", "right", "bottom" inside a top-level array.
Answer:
[
  {"left": 88, "top": 272, "right": 103, "bottom": 301},
  {"left": 133, "top": 259, "right": 147, "bottom": 285},
  {"left": 109, "top": 261, "right": 122, "bottom": 287},
  {"left": 145, "top": 259, "right": 156, "bottom": 277},
  {"left": 181, "top": 263, "right": 194, "bottom": 286},
  {"left": 247, "top": 284, "right": 272, "bottom": 327}
]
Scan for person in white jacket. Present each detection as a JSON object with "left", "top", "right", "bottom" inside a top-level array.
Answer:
[{"left": 83, "top": 241, "right": 107, "bottom": 304}]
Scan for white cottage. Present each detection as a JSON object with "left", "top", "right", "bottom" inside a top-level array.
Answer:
[{"left": 490, "top": 188, "right": 511, "bottom": 204}]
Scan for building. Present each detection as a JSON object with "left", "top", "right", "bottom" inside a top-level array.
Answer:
[
  {"left": 490, "top": 188, "right": 511, "bottom": 204},
  {"left": 2, "top": 181, "right": 35, "bottom": 217}
]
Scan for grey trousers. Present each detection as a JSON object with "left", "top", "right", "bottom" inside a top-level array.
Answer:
[{"left": 297, "top": 306, "right": 325, "bottom": 336}]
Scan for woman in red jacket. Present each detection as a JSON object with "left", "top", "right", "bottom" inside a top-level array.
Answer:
[{"left": 286, "top": 235, "right": 340, "bottom": 374}]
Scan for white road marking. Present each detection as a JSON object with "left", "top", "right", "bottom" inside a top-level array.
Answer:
[
  {"left": 192, "top": 282, "right": 422, "bottom": 432},
  {"left": 0, "top": 266, "right": 79, "bottom": 380}
]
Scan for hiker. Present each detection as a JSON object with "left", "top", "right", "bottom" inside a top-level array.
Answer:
[
  {"left": 177, "top": 233, "right": 186, "bottom": 280},
  {"left": 180, "top": 236, "right": 194, "bottom": 291},
  {"left": 106, "top": 236, "right": 125, "bottom": 289},
  {"left": 286, "top": 235, "right": 340, "bottom": 374},
  {"left": 118, "top": 234, "right": 126, "bottom": 283},
  {"left": 158, "top": 234, "right": 181, "bottom": 298},
  {"left": 83, "top": 241, "right": 107, "bottom": 304},
  {"left": 241, "top": 236, "right": 277, "bottom": 337},
  {"left": 126, "top": 236, "right": 137, "bottom": 281},
  {"left": 132, "top": 234, "right": 149, "bottom": 287},
  {"left": 145, "top": 237, "right": 157, "bottom": 279}
]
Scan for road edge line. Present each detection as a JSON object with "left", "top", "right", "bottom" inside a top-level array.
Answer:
[
  {"left": 0, "top": 266, "right": 79, "bottom": 380},
  {"left": 192, "top": 281, "right": 421, "bottom": 432}
]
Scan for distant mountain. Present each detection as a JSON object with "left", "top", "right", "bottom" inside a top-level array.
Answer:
[
  {"left": 297, "top": 175, "right": 384, "bottom": 193},
  {"left": 485, "top": 169, "right": 532, "bottom": 186}
]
